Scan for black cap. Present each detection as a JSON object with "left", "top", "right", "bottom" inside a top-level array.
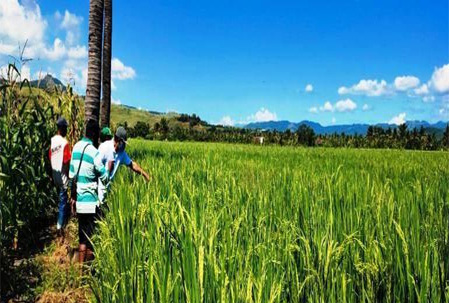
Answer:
[
  {"left": 56, "top": 117, "right": 68, "bottom": 128},
  {"left": 115, "top": 126, "right": 127, "bottom": 143}
]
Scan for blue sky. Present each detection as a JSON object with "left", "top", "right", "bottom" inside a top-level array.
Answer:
[{"left": 1, "top": 0, "right": 448, "bottom": 125}]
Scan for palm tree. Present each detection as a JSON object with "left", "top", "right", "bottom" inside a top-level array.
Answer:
[
  {"left": 85, "top": 0, "right": 104, "bottom": 123},
  {"left": 100, "top": 0, "right": 112, "bottom": 127}
]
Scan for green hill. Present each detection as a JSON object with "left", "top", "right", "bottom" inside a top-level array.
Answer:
[
  {"left": 110, "top": 104, "right": 211, "bottom": 131},
  {"left": 111, "top": 104, "right": 167, "bottom": 127}
]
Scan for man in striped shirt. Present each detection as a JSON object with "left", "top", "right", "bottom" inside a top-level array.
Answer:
[{"left": 69, "top": 120, "right": 109, "bottom": 263}]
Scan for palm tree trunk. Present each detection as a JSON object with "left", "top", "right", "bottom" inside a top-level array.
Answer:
[
  {"left": 85, "top": 0, "right": 104, "bottom": 123},
  {"left": 100, "top": 0, "right": 112, "bottom": 127}
]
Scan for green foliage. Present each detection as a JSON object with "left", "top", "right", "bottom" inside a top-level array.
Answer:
[
  {"left": 52, "top": 85, "right": 85, "bottom": 146},
  {"left": 0, "top": 64, "right": 56, "bottom": 240},
  {"left": 0, "top": 64, "right": 65, "bottom": 298},
  {"left": 130, "top": 121, "right": 151, "bottom": 139},
  {"left": 177, "top": 113, "right": 205, "bottom": 127},
  {"left": 90, "top": 140, "right": 449, "bottom": 302},
  {"left": 296, "top": 124, "right": 315, "bottom": 146},
  {"left": 123, "top": 118, "right": 447, "bottom": 150}
]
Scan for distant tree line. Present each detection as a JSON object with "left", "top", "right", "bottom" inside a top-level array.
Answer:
[{"left": 118, "top": 114, "right": 449, "bottom": 151}]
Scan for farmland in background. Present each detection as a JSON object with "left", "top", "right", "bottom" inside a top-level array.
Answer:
[{"left": 91, "top": 140, "right": 449, "bottom": 302}]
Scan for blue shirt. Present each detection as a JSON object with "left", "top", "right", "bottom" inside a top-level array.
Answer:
[{"left": 97, "top": 139, "right": 132, "bottom": 202}]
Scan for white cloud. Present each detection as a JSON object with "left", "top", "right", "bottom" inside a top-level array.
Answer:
[
  {"left": 112, "top": 97, "right": 121, "bottom": 105},
  {"left": 81, "top": 67, "right": 87, "bottom": 86},
  {"left": 43, "top": 38, "right": 66, "bottom": 60},
  {"left": 422, "top": 95, "right": 435, "bottom": 103},
  {"left": 217, "top": 108, "right": 278, "bottom": 125},
  {"left": 33, "top": 68, "right": 54, "bottom": 80},
  {"left": 338, "top": 79, "right": 389, "bottom": 97},
  {"left": 429, "top": 64, "right": 449, "bottom": 94},
  {"left": 319, "top": 101, "right": 334, "bottom": 112},
  {"left": 218, "top": 115, "right": 234, "bottom": 126},
  {"left": 111, "top": 58, "right": 136, "bottom": 80},
  {"left": 20, "top": 65, "right": 30, "bottom": 80},
  {"left": 331, "top": 117, "right": 336, "bottom": 124},
  {"left": 42, "top": 39, "right": 86, "bottom": 61},
  {"left": 305, "top": 84, "right": 313, "bottom": 93},
  {"left": 0, "top": 1, "right": 135, "bottom": 96},
  {"left": 60, "top": 10, "right": 82, "bottom": 29},
  {"left": 413, "top": 84, "right": 429, "bottom": 96},
  {"left": 111, "top": 80, "right": 117, "bottom": 91},
  {"left": 54, "top": 11, "right": 62, "bottom": 20},
  {"left": 247, "top": 107, "right": 277, "bottom": 122},
  {"left": 0, "top": 2, "right": 86, "bottom": 65},
  {"left": 0, "top": 0, "right": 47, "bottom": 49},
  {"left": 60, "top": 10, "right": 83, "bottom": 46},
  {"left": 309, "top": 106, "right": 318, "bottom": 114},
  {"left": 60, "top": 66, "right": 78, "bottom": 85},
  {"left": 334, "top": 98, "right": 357, "bottom": 112},
  {"left": 389, "top": 113, "right": 406, "bottom": 125},
  {"left": 59, "top": 59, "right": 87, "bottom": 89},
  {"left": 67, "top": 45, "right": 87, "bottom": 59},
  {"left": 362, "top": 103, "right": 371, "bottom": 111},
  {"left": 394, "top": 76, "right": 420, "bottom": 91},
  {"left": 0, "top": 43, "right": 16, "bottom": 55},
  {"left": 0, "top": 63, "right": 31, "bottom": 80},
  {"left": 314, "top": 99, "right": 357, "bottom": 113}
]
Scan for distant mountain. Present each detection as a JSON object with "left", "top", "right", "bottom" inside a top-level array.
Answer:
[
  {"left": 245, "top": 120, "right": 448, "bottom": 135},
  {"left": 29, "top": 74, "right": 65, "bottom": 92}
]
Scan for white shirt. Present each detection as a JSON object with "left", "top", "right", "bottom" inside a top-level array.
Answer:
[
  {"left": 98, "top": 139, "right": 132, "bottom": 202},
  {"left": 50, "top": 135, "right": 70, "bottom": 188}
]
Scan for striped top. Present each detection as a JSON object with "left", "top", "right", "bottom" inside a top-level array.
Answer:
[{"left": 69, "top": 137, "right": 109, "bottom": 214}]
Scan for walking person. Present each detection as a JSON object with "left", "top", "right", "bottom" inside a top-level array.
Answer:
[
  {"left": 98, "top": 126, "right": 150, "bottom": 203},
  {"left": 69, "top": 120, "right": 109, "bottom": 263},
  {"left": 49, "top": 117, "right": 71, "bottom": 236}
]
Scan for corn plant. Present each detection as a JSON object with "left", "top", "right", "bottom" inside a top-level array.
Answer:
[{"left": 0, "top": 64, "right": 57, "bottom": 297}]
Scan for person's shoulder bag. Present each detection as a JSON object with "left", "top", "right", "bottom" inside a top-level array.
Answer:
[{"left": 70, "top": 143, "right": 90, "bottom": 214}]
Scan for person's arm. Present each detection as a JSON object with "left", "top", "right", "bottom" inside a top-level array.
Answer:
[
  {"left": 94, "top": 151, "right": 109, "bottom": 184},
  {"left": 130, "top": 161, "right": 150, "bottom": 182},
  {"left": 123, "top": 151, "right": 150, "bottom": 182},
  {"left": 62, "top": 144, "right": 71, "bottom": 174}
]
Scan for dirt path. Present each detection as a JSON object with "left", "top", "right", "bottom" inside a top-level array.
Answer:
[
  {"left": 4, "top": 221, "right": 90, "bottom": 303},
  {"left": 34, "top": 221, "right": 89, "bottom": 303}
]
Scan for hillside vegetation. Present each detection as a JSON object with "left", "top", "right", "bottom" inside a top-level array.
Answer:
[{"left": 110, "top": 104, "right": 175, "bottom": 127}]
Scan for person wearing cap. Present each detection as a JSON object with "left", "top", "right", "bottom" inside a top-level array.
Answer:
[
  {"left": 98, "top": 126, "right": 150, "bottom": 202},
  {"left": 49, "top": 117, "right": 71, "bottom": 234},
  {"left": 100, "top": 127, "right": 113, "bottom": 143}
]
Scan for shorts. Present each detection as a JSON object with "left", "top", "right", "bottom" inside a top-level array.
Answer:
[{"left": 78, "top": 211, "right": 100, "bottom": 249}]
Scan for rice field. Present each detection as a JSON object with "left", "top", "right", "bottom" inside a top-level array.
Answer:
[{"left": 90, "top": 140, "right": 449, "bottom": 303}]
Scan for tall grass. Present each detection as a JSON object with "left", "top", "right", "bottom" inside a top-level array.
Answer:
[{"left": 91, "top": 140, "right": 449, "bottom": 302}]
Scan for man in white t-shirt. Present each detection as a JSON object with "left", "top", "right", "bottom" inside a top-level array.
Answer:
[
  {"left": 49, "top": 117, "right": 71, "bottom": 233},
  {"left": 98, "top": 126, "right": 150, "bottom": 202}
]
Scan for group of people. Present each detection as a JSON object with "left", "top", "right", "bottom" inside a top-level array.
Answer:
[{"left": 49, "top": 118, "right": 150, "bottom": 263}]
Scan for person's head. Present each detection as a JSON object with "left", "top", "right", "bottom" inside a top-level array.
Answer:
[
  {"left": 56, "top": 117, "right": 68, "bottom": 137},
  {"left": 113, "top": 126, "right": 127, "bottom": 152},
  {"left": 85, "top": 119, "right": 100, "bottom": 146},
  {"left": 100, "top": 127, "right": 113, "bottom": 143}
]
